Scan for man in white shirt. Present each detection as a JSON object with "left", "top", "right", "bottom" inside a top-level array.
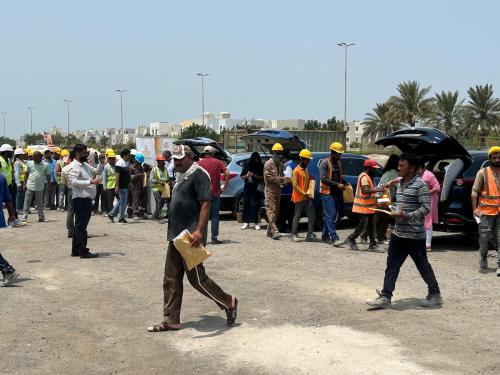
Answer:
[{"left": 67, "top": 144, "right": 103, "bottom": 258}]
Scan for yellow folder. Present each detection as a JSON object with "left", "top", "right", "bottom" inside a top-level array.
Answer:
[{"left": 173, "top": 229, "right": 212, "bottom": 270}]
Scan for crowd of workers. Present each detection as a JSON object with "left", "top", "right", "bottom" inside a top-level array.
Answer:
[{"left": 1, "top": 139, "right": 500, "bottom": 321}]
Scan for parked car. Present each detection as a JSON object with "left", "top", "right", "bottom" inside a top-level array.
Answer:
[
  {"left": 173, "top": 137, "right": 230, "bottom": 163},
  {"left": 375, "top": 127, "right": 487, "bottom": 243},
  {"left": 221, "top": 130, "right": 381, "bottom": 227}
]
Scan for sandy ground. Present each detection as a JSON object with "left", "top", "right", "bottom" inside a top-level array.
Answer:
[{"left": 1, "top": 210, "right": 500, "bottom": 374}]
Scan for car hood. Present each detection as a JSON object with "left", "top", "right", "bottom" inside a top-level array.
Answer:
[
  {"left": 240, "top": 130, "right": 306, "bottom": 152},
  {"left": 375, "top": 127, "right": 471, "bottom": 160}
]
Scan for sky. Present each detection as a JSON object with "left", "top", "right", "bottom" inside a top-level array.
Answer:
[{"left": 1, "top": 0, "right": 499, "bottom": 139}]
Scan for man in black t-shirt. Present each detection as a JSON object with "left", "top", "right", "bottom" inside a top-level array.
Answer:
[
  {"left": 107, "top": 149, "right": 131, "bottom": 224},
  {"left": 148, "top": 145, "right": 238, "bottom": 332}
]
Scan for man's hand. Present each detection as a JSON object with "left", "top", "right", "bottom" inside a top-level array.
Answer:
[
  {"left": 282, "top": 177, "right": 292, "bottom": 184},
  {"left": 115, "top": 186, "right": 119, "bottom": 194},
  {"left": 474, "top": 208, "right": 482, "bottom": 217},
  {"left": 90, "top": 178, "right": 101, "bottom": 185},
  {"left": 190, "top": 230, "right": 203, "bottom": 248},
  {"left": 394, "top": 209, "right": 405, "bottom": 219},
  {"left": 337, "top": 183, "right": 345, "bottom": 190}
]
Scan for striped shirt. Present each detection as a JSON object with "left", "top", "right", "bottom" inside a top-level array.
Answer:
[{"left": 393, "top": 176, "right": 430, "bottom": 240}]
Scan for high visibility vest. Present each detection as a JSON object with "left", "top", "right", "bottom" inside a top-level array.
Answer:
[
  {"left": 56, "top": 160, "right": 65, "bottom": 183},
  {"left": 478, "top": 167, "right": 500, "bottom": 215},
  {"left": 319, "top": 158, "right": 342, "bottom": 195},
  {"left": 352, "top": 172, "right": 376, "bottom": 214},
  {"left": 0, "top": 156, "right": 13, "bottom": 186},
  {"left": 106, "top": 165, "right": 117, "bottom": 190},
  {"left": 19, "top": 162, "right": 27, "bottom": 182},
  {"left": 291, "top": 166, "right": 310, "bottom": 203},
  {"left": 151, "top": 166, "right": 169, "bottom": 192}
]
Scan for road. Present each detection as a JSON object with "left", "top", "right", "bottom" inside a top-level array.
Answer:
[{"left": 1, "top": 211, "right": 499, "bottom": 374}]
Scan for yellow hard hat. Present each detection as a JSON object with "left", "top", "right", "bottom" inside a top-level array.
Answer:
[
  {"left": 53, "top": 147, "right": 62, "bottom": 154},
  {"left": 488, "top": 146, "right": 500, "bottom": 156},
  {"left": 106, "top": 150, "right": 117, "bottom": 158},
  {"left": 298, "top": 149, "right": 313, "bottom": 159},
  {"left": 271, "top": 143, "right": 284, "bottom": 151},
  {"left": 60, "top": 149, "right": 70, "bottom": 157},
  {"left": 27, "top": 149, "right": 34, "bottom": 156},
  {"left": 329, "top": 142, "right": 344, "bottom": 154},
  {"left": 24, "top": 147, "right": 31, "bottom": 154}
]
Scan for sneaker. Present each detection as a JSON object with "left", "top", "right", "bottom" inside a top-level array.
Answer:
[
  {"left": 212, "top": 239, "right": 224, "bottom": 245},
  {"left": 345, "top": 238, "right": 359, "bottom": 250},
  {"left": 103, "top": 212, "right": 108, "bottom": 217},
  {"left": 368, "top": 244, "right": 378, "bottom": 251},
  {"left": 497, "top": 268, "right": 500, "bottom": 277},
  {"left": 80, "top": 251, "right": 99, "bottom": 259},
  {"left": 305, "top": 233, "right": 317, "bottom": 242},
  {"left": 365, "top": 290, "right": 391, "bottom": 309},
  {"left": 254, "top": 225, "right": 261, "bottom": 231},
  {"left": 271, "top": 233, "right": 281, "bottom": 240},
  {"left": 291, "top": 234, "right": 301, "bottom": 242},
  {"left": 107, "top": 214, "right": 115, "bottom": 223},
  {"left": 420, "top": 293, "right": 443, "bottom": 307},
  {"left": 133, "top": 216, "right": 140, "bottom": 222},
  {"left": 2, "top": 272, "right": 20, "bottom": 287},
  {"left": 359, "top": 237, "right": 368, "bottom": 245},
  {"left": 248, "top": 223, "right": 255, "bottom": 228},
  {"left": 480, "top": 257, "right": 488, "bottom": 270},
  {"left": 332, "top": 239, "right": 344, "bottom": 247},
  {"left": 21, "top": 216, "right": 27, "bottom": 222},
  {"left": 241, "top": 223, "right": 249, "bottom": 230},
  {"left": 118, "top": 218, "right": 128, "bottom": 225},
  {"left": 38, "top": 218, "right": 48, "bottom": 222},
  {"left": 321, "top": 236, "right": 331, "bottom": 244}
]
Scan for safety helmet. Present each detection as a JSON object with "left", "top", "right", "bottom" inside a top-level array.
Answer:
[
  {"left": 135, "top": 153, "right": 145, "bottom": 164},
  {"left": 27, "top": 149, "right": 34, "bottom": 157},
  {"left": 329, "top": 142, "right": 344, "bottom": 154},
  {"left": 130, "top": 149, "right": 137, "bottom": 156},
  {"left": 60, "top": 149, "right": 70, "bottom": 157},
  {"left": 271, "top": 143, "right": 284, "bottom": 152},
  {"left": 488, "top": 146, "right": 500, "bottom": 156},
  {"left": 53, "top": 147, "right": 62, "bottom": 154},
  {"left": 155, "top": 153, "right": 166, "bottom": 161},
  {"left": 0, "top": 143, "right": 14, "bottom": 152},
  {"left": 298, "top": 149, "right": 313, "bottom": 159},
  {"left": 106, "top": 150, "right": 117, "bottom": 158},
  {"left": 14, "top": 148, "right": 25, "bottom": 155}
]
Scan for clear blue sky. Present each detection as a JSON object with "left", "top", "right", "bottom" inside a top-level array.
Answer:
[{"left": 1, "top": 0, "right": 499, "bottom": 138}]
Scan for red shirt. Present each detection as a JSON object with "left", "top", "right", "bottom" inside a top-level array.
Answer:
[{"left": 198, "top": 156, "right": 227, "bottom": 197}]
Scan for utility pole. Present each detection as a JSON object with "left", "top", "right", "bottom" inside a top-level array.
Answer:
[
  {"left": 196, "top": 73, "right": 209, "bottom": 128},
  {"left": 64, "top": 99, "right": 72, "bottom": 135},
  {"left": 27, "top": 107, "right": 35, "bottom": 133},
  {"left": 337, "top": 42, "right": 355, "bottom": 130},
  {"left": 116, "top": 90, "right": 127, "bottom": 144},
  {"left": 0, "top": 112, "right": 6, "bottom": 137}
]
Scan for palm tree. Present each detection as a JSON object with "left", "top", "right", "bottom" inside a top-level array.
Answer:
[
  {"left": 362, "top": 102, "right": 402, "bottom": 141},
  {"left": 430, "top": 90, "right": 464, "bottom": 136},
  {"left": 389, "top": 80, "right": 434, "bottom": 127},
  {"left": 462, "top": 85, "right": 500, "bottom": 144}
]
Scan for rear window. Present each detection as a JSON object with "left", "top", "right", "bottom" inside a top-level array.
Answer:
[
  {"left": 463, "top": 155, "right": 488, "bottom": 178},
  {"left": 342, "top": 158, "right": 365, "bottom": 176}
]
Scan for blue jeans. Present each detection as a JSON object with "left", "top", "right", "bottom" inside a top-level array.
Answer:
[
  {"left": 321, "top": 194, "right": 339, "bottom": 241},
  {"left": 243, "top": 184, "right": 258, "bottom": 223},
  {"left": 210, "top": 196, "right": 221, "bottom": 240},
  {"left": 109, "top": 188, "right": 128, "bottom": 220},
  {"left": 16, "top": 186, "right": 25, "bottom": 213}
]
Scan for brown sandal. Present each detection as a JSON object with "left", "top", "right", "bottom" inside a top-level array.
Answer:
[{"left": 147, "top": 322, "right": 181, "bottom": 332}]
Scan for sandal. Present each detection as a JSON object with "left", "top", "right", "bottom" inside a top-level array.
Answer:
[
  {"left": 147, "top": 322, "right": 181, "bottom": 332},
  {"left": 225, "top": 297, "right": 238, "bottom": 326}
]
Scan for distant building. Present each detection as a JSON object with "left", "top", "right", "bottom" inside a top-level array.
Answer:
[
  {"left": 345, "top": 121, "right": 366, "bottom": 146},
  {"left": 270, "top": 119, "right": 305, "bottom": 130},
  {"left": 149, "top": 122, "right": 181, "bottom": 137}
]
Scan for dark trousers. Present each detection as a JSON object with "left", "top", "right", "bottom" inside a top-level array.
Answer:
[
  {"left": 71, "top": 197, "right": 92, "bottom": 256},
  {"left": 8, "top": 184, "right": 17, "bottom": 215},
  {"left": 277, "top": 197, "right": 294, "bottom": 232},
  {"left": 349, "top": 214, "right": 376, "bottom": 245},
  {"left": 66, "top": 189, "right": 75, "bottom": 236},
  {"left": 153, "top": 191, "right": 167, "bottom": 219},
  {"left": 375, "top": 212, "right": 393, "bottom": 242},
  {"left": 105, "top": 189, "right": 117, "bottom": 214},
  {"left": 0, "top": 252, "right": 15, "bottom": 274},
  {"left": 242, "top": 184, "right": 258, "bottom": 223},
  {"left": 163, "top": 241, "right": 232, "bottom": 324},
  {"left": 93, "top": 184, "right": 107, "bottom": 213},
  {"left": 291, "top": 199, "right": 316, "bottom": 236},
  {"left": 381, "top": 234, "right": 441, "bottom": 298}
]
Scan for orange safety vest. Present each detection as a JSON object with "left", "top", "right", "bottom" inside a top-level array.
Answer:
[
  {"left": 478, "top": 167, "right": 500, "bottom": 215},
  {"left": 352, "top": 172, "right": 376, "bottom": 214},
  {"left": 291, "top": 166, "right": 310, "bottom": 203},
  {"left": 319, "top": 158, "right": 343, "bottom": 195}
]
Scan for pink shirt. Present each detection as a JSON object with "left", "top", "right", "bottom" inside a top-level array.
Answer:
[{"left": 422, "top": 170, "right": 440, "bottom": 229}]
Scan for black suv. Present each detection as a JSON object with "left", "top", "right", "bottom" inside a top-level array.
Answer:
[{"left": 376, "top": 127, "right": 487, "bottom": 241}]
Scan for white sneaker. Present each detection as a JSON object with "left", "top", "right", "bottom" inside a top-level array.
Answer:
[
  {"left": 241, "top": 223, "right": 249, "bottom": 230},
  {"left": 255, "top": 225, "right": 261, "bottom": 231},
  {"left": 133, "top": 216, "right": 140, "bottom": 222}
]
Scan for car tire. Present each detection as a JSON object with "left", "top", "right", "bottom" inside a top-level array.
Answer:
[{"left": 232, "top": 193, "right": 245, "bottom": 218}]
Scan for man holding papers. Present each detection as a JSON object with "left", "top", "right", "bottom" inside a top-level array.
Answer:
[{"left": 148, "top": 145, "right": 238, "bottom": 332}]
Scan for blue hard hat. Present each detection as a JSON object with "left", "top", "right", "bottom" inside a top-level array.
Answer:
[{"left": 135, "top": 153, "right": 145, "bottom": 164}]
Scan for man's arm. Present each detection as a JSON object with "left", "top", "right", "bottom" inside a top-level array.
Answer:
[
  {"left": 406, "top": 182, "right": 430, "bottom": 221},
  {"left": 292, "top": 168, "right": 307, "bottom": 196},
  {"left": 190, "top": 200, "right": 210, "bottom": 247},
  {"left": 14, "top": 164, "right": 21, "bottom": 188},
  {"left": 264, "top": 163, "right": 284, "bottom": 185},
  {"left": 221, "top": 163, "right": 230, "bottom": 192},
  {"left": 471, "top": 169, "right": 484, "bottom": 215},
  {"left": 319, "top": 160, "right": 344, "bottom": 189},
  {"left": 360, "top": 176, "right": 383, "bottom": 194}
]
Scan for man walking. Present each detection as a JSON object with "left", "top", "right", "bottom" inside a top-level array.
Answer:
[
  {"left": 67, "top": 144, "right": 102, "bottom": 258},
  {"left": 366, "top": 153, "right": 442, "bottom": 309},
  {"left": 148, "top": 145, "right": 237, "bottom": 332},
  {"left": 108, "top": 149, "right": 131, "bottom": 224},
  {"left": 43, "top": 149, "right": 57, "bottom": 209},
  {"left": 290, "top": 149, "right": 316, "bottom": 242},
  {"left": 198, "top": 146, "right": 230, "bottom": 244},
  {"left": 62, "top": 150, "right": 76, "bottom": 238},
  {"left": 345, "top": 159, "right": 383, "bottom": 251},
  {"left": 0, "top": 173, "right": 20, "bottom": 286},
  {"left": 13, "top": 148, "right": 27, "bottom": 214},
  {"left": 150, "top": 153, "right": 169, "bottom": 220},
  {"left": 22, "top": 151, "right": 50, "bottom": 222},
  {"left": 319, "top": 142, "right": 346, "bottom": 246},
  {"left": 130, "top": 153, "right": 146, "bottom": 221},
  {"left": 472, "top": 146, "right": 500, "bottom": 275},
  {"left": 102, "top": 149, "right": 118, "bottom": 215},
  {"left": 264, "top": 143, "right": 290, "bottom": 240}
]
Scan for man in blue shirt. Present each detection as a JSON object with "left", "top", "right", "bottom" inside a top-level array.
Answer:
[
  {"left": 44, "top": 149, "right": 57, "bottom": 209},
  {"left": 0, "top": 173, "right": 20, "bottom": 286}
]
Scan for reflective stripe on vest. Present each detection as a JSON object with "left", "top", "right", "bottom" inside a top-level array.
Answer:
[
  {"left": 319, "top": 158, "right": 343, "bottom": 195},
  {"left": 478, "top": 167, "right": 500, "bottom": 215},
  {"left": 352, "top": 172, "right": 376, "bottom": 214},
  {"left": 106, "top": 165, "right": 117, "bottom": 189},
  {"left": 151, "top": 166, "right": 168, "bottom": 192},
  {"left": 19, "top": 162, "right": 27, "bottom": 182},
  {"left": 0, "top": 156, "right": 13, "bottom": 185},
  {"left": 291, "top": 166, "right": 309, "bottom": 203}
]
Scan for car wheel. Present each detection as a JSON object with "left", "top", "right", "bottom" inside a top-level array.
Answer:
[{"left": 232, "top": 193, "right": 245, "bottom": 218}]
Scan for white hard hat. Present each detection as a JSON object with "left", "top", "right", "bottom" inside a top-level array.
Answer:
[
  {"left": 130, "top": 149, "right": 137, "bottom": 156},
  {"left": 14, "top": 148, "right": 25, "bottom": 155},
  {"left": 203, "top": 145, "right": 217, "bottom": 154},
  {"left": 0, "top": 144, "right": 14, "bottom": 152}
]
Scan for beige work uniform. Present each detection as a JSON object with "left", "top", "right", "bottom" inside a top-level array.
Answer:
[{"left": 264, "top": 158, "right": 284, "bottom": 236}]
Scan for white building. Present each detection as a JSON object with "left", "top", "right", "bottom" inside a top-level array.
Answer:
[
  {"left": 270, "top": 119, "right": 305, "bottom": 130},
  {"left": 345, "top": 121, "right": 366, "bottom": 146},
  {"left": 149, "top": 122, "right": 181, "bottom": 137}
]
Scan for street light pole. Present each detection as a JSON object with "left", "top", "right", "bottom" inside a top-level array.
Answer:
[
  {"left": 64, "top": 99, "right": 72, "bottom": 135},
  {"left": 116, "top": 89, "right": 127, "bottom": 144},
  {"left": 27, "top": 107, "right": 35, "bottom": 133},
  {"left": 0, "top": 112, "right": 6, "bottom": 137},
  {"left": 196, "top": 73, "right": 209, "bottom": 127},
  {"left": 337, "top": 42, "right": 355, "bottom": 130}
]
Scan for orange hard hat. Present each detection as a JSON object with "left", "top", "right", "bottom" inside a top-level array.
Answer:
[{"left": 155, "top": 153, "right": 166, "bottom": 161}]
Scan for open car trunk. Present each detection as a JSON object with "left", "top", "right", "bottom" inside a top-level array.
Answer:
[
  {"left": 240, "top": 130, "right": 306, "bottom": 154},
  {"left": 174, "top": 137, "right": 229, "bottom": 162}
]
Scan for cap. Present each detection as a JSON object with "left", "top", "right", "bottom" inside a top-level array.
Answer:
[
  {"left": 130, "top": 149, "right": 137, "bottom": 156},
  {"left": 172, "top": 145, "right": 194, "bottom": 160},
  {"left": 0, "top": 144, "right": 14, "bottom": 152},
  {"left": 364, "top": 159, "right": 380, "bottom": 169},
  {"left": 488, "top": 146, "right": 500, "bottom": 156},
  {"left": 204, "top": 145, "right": 217, "bottom": 154}
]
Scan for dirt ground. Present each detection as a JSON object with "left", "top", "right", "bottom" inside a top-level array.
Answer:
[{"left": 1, "top": 210, "right": 500, "bottom": 375}]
